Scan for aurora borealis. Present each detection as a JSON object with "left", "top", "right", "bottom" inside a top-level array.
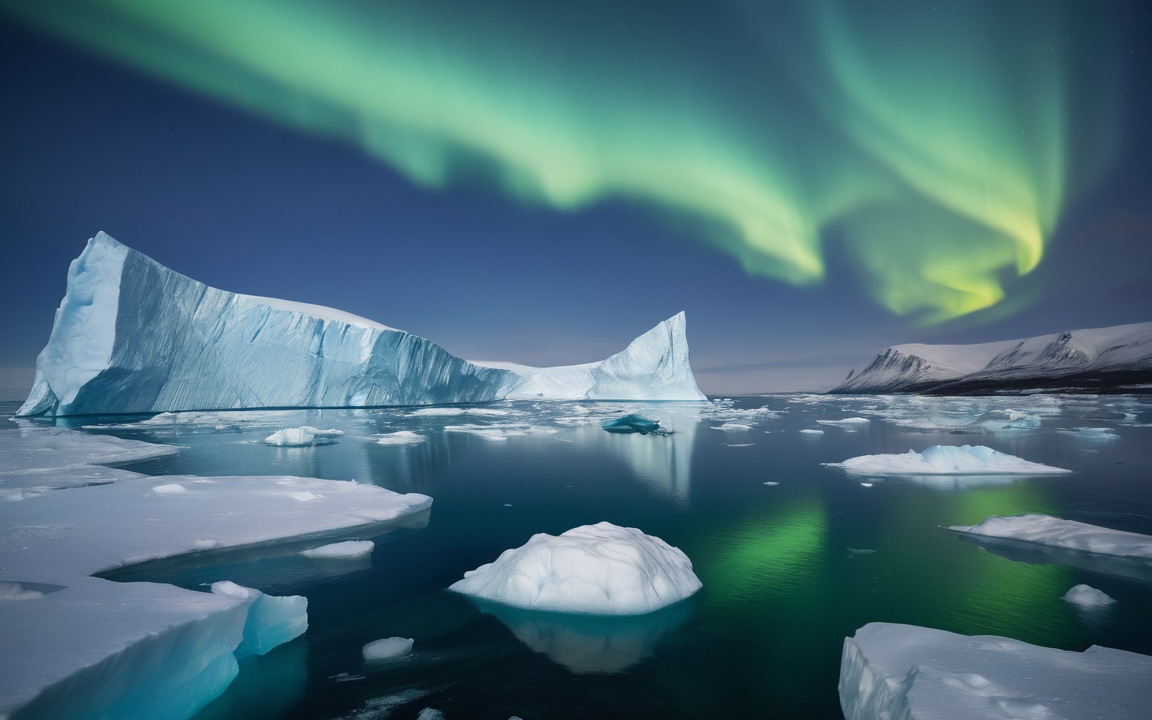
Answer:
[{"left": 0, "top": 0, "right": 1148, "bottom": 393}]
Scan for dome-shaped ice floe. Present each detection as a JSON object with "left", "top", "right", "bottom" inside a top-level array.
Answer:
[{"left": 449, "top": 522, "right": 702, "bottom": 615}]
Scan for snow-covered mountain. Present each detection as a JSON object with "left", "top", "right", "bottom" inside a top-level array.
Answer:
[
  {"left": 19, "top": 233, "right": 706, "bottom": 417},
  {"left": 831, "top": 322, "right": 1152, "bottom": 395}
]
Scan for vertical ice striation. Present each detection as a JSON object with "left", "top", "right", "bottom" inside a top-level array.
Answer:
[{"left": 19, "top": 233, "right": 706, "bottom": 417}]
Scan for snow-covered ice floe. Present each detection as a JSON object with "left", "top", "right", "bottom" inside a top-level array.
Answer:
[
  {"left": 1062, "top": 584, "right": 1116, "bottom": 608},
  {"left": 0, "top": 422, "right": 431, "bottom": 720},
  {"left": 375, "top": 430, "right": 427, "bottom": 446},
  {"left": 949, "top": 514, "right": 1152, "bottom": 560},
  {"left": 825, "top": 445, "right": 1070, "bottom": 476},
  {"left": 449, "top": 522, "right": 701, "bottom": 615},
  {"left": 19, "top": 232, "right": 706, "bottom": 417},
  {"left": 840, "top": 622, "right": 1152, "bottom": 720},
  {"left": 264, "top": 426, "right": 344, "bottom": 446}
]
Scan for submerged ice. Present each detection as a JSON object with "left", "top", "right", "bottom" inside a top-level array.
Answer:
[{"left": 19, "top": 232, "right": 705, "bottom": 417}]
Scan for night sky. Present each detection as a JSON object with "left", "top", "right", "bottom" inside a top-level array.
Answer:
[{"left": 1, "top": 0, "right": 1150, "bottom": 399}]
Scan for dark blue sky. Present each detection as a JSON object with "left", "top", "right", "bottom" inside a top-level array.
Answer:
[{"left": 1, "top": 1, "right": 1149, "bottom": 398}]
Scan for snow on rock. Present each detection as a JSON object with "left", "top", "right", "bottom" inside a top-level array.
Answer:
[
  {"left": 826, "top": 445, "right": 1070, "bottom": 476},
  {"left": 264, "top": 426, "right": 343, "bottom": 447},
  {"left": 0, "top": 422, "right": 432, "bottom": 720},
  {"left": 210, "top": 581, "right": 308, "bottom": 658},
  {"left": 448, "top": 522, "right": 701, "bottom": 615},
  {"left": 839, "top": 622, "right": 1152, "bottom": 720},
  {"left": 19, "top": 233, "right": 705, "bottom": 417},
  {"left": 1062, "top": 584, "right": 1116, "bottom": 608},
  {"left": 301, "top": 540, "right": 375, "bottom": 560},
  {"left": 950, "top": 514, "right": 1152, "bottom": 559},
  {"left": 362, "top": 636, "right": 415, "bottom": 661},
  {"left": 832, "top": 322, "right": 1152, "bottom": 394}
]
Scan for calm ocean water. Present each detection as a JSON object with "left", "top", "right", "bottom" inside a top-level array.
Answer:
[{"left": 48, "top": 395, "right": 1152, "bottom": 719}]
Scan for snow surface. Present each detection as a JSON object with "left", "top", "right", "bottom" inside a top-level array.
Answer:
[
  {"left": 19, "top": 233, "right": 705, "bottom": 417},
  {"left": 840, "top": 622, "right": 1152, "bottom": 720},
  {"left": 301, "top": 540, "right": 375, "bottom": 559},
  {"left": 826, "top": 445, "right": 1070, "bottom": 476},
  {"left": 264, "top": 426, "right": 344, "bottom": 447},
  {"left": 1062, "top": 584, "right": 1116, "bottom": 608},
  {"left": 0, "top": 421, "right": 431, "bottom": 720},
  {"left": 950, "top": 514, "right": 1152, "bottom": 559},
  {"left": 449, "top": 522, "right": 702, "bottom": 615},
  {"left": 362, "top": 637, "right": 414, "bottom": 661}
]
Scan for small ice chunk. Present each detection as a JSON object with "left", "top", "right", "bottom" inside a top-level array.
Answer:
[
  {"left": 152, "top": 483, "right": 186, "bottom": 494},
  {"left": 1064, "top": 427, "right": 1120, "bottom": 440},
  {"left": 263, "top": 426, "right": 343, "bottom": 447},
  {"left": 799, "top": 428, "right": 824, "bottom": 435},
  {"left": 826, "top": 445, "right": 1070, "bottom": 475},
  {"left": 449, "top": 522, "right": 701, "bottom": 614},
  {"left": 300, "top": 540, "right": 374, "bottom": 560},
  {"left": 763, "top": 481, "right": 779, "bottom": 486},
  {"left": 712, "top": 422, "right": 752, "bottom": 431},
  {"left": 416, "top": 709, "right": 444, "bottom": 720},
  {"left": 375, "top": 430, "right": 427, "bottom": 445},
  {"left": 362, "top": 636, "right": 414, "bottom": 661},
  {"left": 1062, "top": 584, "right": 1116, "bottom": 608}
]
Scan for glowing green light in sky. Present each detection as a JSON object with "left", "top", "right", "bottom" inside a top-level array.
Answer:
[{"left": 0, "top": 0, "right": 1122, "bottom": 322}]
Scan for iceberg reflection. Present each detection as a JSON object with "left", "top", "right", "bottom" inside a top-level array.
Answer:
[{"left": 470, "top": 597, "right": 699, "bottom": 674}]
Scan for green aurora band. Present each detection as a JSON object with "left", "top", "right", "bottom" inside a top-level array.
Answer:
[{"left": 1, "top": 0, "right": 1124, "bottom": 323}]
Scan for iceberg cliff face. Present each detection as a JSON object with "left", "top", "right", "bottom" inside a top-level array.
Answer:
[
  {"left": 20, "top": 233, "right": 705, "bottom": 417},
  {"left": 832, "top": 322, "right": 1152, "bottom": 395}
]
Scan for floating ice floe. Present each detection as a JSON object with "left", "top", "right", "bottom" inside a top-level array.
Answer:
[
  {"left": 0, "top": 423, "right": 431, "bottom": 720},
  {"left": 301, "top": 540, "right": 375, "bottom": 560},
  {"left": 1062, "top": 584, "right": 1116, "bottom": 608},
  {"left": 816, "top": 417, "right": 871, "bottom": 430},
  {"left": 825, "top": 445, "right": 1070, "bottom": 476},
  {"left": 263, "top": 426, "right": 344, "bottom": 447},
  {"left": 444, "top": 422, "right": 558, "bottom": 441},
  {"left": 949, "top": 514, "right": 1152, "bottom": 560},
  {"left": 362, "top": 636, "right": 414, "bottom": 661},
  {"left": 1061, "top": 426, "right": 1120, "bottom": 441},
  {"left": 798, "top": 429, "right": 824, "bottom": 436},
  {"left": 375, "top": 430, "right": 427, "bottom": 445},
  {"left": 711, "top": 422, "right": 752, "bottom": 432},
  {"left": 840, "top": 622, "right": 1152, "bottom": 720},
  {"left": 449, "top": 522, "right": 701, "bottom": 615}
]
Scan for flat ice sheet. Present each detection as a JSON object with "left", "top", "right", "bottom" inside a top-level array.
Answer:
[
  {"left": 0, "top": 421, "right": 431, "bottom": 719},
  {"left": 840, "top": 622, "right": 1152, "bottom": 720},
  {"left": 826, "top": 444, "right": 1070, "bottom": 476},
  {"left": 950, "top": 514, "right": 1152, "bottom": 560}
]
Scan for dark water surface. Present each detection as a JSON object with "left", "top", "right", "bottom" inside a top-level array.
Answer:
[{"left": 67, "top": 395, "right": 1152, "bottom": 719}]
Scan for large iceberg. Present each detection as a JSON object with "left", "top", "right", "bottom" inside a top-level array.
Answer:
[
  {"left": 448, "top": 522, "right": 702, "bottom": 615},
  {"left": 840, "top": 622, "right": 1152, "bottom": 720},
  {"left": 19, "top": 232, "right": 706, "bottom": 417}
]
